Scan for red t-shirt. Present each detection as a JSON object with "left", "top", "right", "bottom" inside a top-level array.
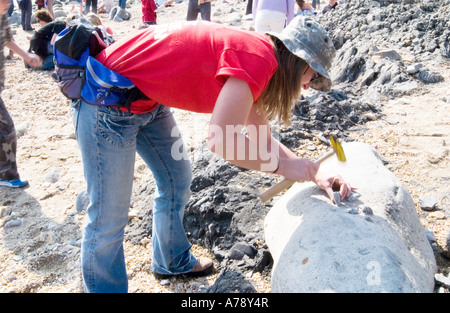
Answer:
[{"left": 95, "top": 21, "right": 278, "bottom": 114}]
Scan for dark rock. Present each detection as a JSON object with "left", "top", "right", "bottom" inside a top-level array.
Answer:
[
  {"left": 229, "top": 242, "right": 257, "bottom": 260},
  {"left": 416, "top": 69, "right": 444, "bottom": 84},
  {"left": 254, "top": 250, "right": 273, "bottom": 273},
  {"left": 206, "top": 271, "right": 257, "bottom": 293}
]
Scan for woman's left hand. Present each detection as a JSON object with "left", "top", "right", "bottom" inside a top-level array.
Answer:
[{"left": 313, "top": 171, "right": 354, "bottom": 203}]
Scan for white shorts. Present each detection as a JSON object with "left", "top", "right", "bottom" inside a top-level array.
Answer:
[{"left": 254, "top": 9, "right": 287, "bottom": 34}]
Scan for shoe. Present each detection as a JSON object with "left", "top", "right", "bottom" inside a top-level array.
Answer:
[
  {"left": 0, "top": 178, "right": 29, "bottom": 188},
  {"left": 153, "top": 257, "right": 214, "bottom": 280}
]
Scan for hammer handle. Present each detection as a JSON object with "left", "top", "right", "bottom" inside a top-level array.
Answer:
[{"left": 258, "top": 150, "right": 335, "bottom": 203}]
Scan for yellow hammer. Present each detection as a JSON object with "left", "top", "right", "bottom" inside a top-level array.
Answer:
[{"left": 330, "top": 135, "right": 346, "bottom": 162}]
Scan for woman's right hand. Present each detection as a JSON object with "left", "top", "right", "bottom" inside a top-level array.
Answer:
[{"left": 277, "top": 157, "right": 319, "bottom": 183}]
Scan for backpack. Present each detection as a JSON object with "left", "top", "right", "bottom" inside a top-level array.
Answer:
[{"left": 52, "top": 18, "right": 146, "bottom": 111}]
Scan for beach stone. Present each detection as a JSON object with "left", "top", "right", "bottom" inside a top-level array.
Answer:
[
  {"left": 44, "top": 168, "right": 62, "bottom": 183},
  {"left": 109, "top": 7, "right": 131, "bottom": 21},
  {"left": 373, "top": 49, "right": 402, "bottom": 61},
  {"left": 434, "top": 273, "right": 450, "bottom": 289},
  {"left": 15, "top": 122, "right": 29, "bottom": 138},
  {"left": 416, "top": 70, "right": 444, "bottom": 84},
  {"left": 406, "top": 63, "right": 423, "bottom": 74},
  {"left": 53, "top": 10, "right": 67, "bottom": 19},
  {"left": 206, "top": 271, "right": 257, "bottom": 293},
  {"left": 419, "top": 196, "right": 439, "bottom": 211},
  {"left": 4, "top": 219, "right": 23, "bottom": 229},
  {"left": 76, "top": 190, "right": 90, "bottom": 212},
  {"left": 264, "top": 142, "right": 437, "bottom": 293},
  {"left": 444, "top": 229, "right": 450, "bottom": 259}
]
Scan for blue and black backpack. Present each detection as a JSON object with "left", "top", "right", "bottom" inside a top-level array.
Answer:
[{"left": 52, "top": 18, "right": 147, "bottom": 112}]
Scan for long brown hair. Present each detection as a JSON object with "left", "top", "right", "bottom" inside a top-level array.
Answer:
[{"left": 257, "top": 36, "right": 308, "bottom": 125}]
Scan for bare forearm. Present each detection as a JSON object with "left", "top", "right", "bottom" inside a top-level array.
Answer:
[
  {"left": 209, "top": 126, "right": 316, "bottom": 182},
  {"left": 6, "top": 41, "right": 28, "bottom": 60},
  {"left": 209, "top": 128, "right": 279, "bottom": 173},
  {"left": 6, "top": 41, "right": 42, "bottom": 67}
]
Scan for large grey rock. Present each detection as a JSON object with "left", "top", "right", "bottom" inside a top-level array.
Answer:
[{"left": 264, "top": 142, "right": 436, "bottom": 293}]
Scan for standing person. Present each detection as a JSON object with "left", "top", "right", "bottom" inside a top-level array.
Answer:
[
  {"left": 187, "top": 0, "right": 211, "bottom": 21},
  {"left": 73, "top": 16, "right": 353, "bottom": 292},
  {"left": 6, "top": 0, "right": 13, "bottom": 59},
  {"left": 296, "top": 0, "right": 314, "bottom": 15},
  {"left": 97, "top": 0, "right": 114, "bottom": 14},
  {"left": 141, "top": 0, "right": 157, "bottom": 25},
  {"left": 85, "top": 0, "right": 97, "bottom": 14},
  {"left": 118, "top": 0, "right": 126, "bottom": 9},
  {"left": 253, "top": 0, "right": 295, "bottom": 33},
  {"left": 18, "top": 0, "right": 33, "bottom": 30},
  {"left": 0, "top": 0, "right": 41, "bottom": 188},
  {"left": 46, "top": 0, "right": 54, "bottom": 18},
  {"left": 322, "top": 0, "right": 337, "bottom": 14},
  {"left": 69, "top": 0, "right": 84, "bottom": 15},
  {"left": 311, "top": 0, "right": 320, "bottom": 11},
  {"left": 246, "top": 0, "right": 252, "bottom": 15},
  {"left": 36, "top": 0, "right": 45, "bottom": 10}
]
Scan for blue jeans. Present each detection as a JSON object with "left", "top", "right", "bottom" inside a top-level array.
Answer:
[{"left": 72, "top": 100, "right": 197, "bottom": 293}]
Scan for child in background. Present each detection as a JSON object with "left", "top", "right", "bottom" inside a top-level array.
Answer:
[
  {"left": 141, "top": 0, "right": 157, "bottom": 25},
  {"left": 86, "top": 13, "right": 114, "bottom": 38},
  {"left": 97, "top": 0, "right": 114, "bottom": 14},
  {"left": 69, "top": 0, "right": 83, "bottom": 15}
]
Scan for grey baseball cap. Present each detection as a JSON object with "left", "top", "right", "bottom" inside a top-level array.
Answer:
[{"left": 266, "top": 16, "right": 336, "bottom": 92}]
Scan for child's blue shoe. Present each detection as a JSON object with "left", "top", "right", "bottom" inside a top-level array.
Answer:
[{"left": 0, "top": 178, "right": 29, "bottom": 188}]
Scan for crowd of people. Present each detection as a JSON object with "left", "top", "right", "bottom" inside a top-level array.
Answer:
[{"left": 0, "top": 0, "right": 352, "bottom": 293}]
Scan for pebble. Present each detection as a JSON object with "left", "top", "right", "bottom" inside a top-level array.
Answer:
[
  {"left": 15, "top": 122, "right": 29, "bottom": 138},
  {"left": 362, "top": 206, "right": 374, "bottom": 215},
  {"left": 406, "top": 63, "right": 423, "bottom": 74},
  {"left": 333, "top": 191, "right": 341, "bottom": 206},
  {"left": 346, "top": 208, "right": 359, "bottom": 215},
  {"left": 424, "top": 229, "right": 436, "bottom": 243},
  {"left": 4, "top": 219, "right": 23, "bottom": 229},
  {"left": 76, "top": 190, "right": 90, "bottom": 212},
  {"left": 7, "top": 273, "right": 17, "bottom": 282},
  {"left": 160, "top": 279, "right": 170, "bottom": 286},
  {"left": 44, "top": 168, "right": 62, "bottom": 184},
  {"left": 434, "top": 273, "right": 450, "bottom": 289},
  {"left": 419, "top": 195, "right": 439, "bottom": 211}
]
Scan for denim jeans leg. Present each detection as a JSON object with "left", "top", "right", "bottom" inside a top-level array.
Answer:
[
  {"left": 74, "top": 101, "right": 140, "bottom": 292},
  {"left": 135, "top": 105, "right": 197, "bottom": 275}
]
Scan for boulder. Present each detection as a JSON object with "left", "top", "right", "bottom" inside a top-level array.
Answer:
[{"left": 264, "top": 142, "right": 437, "bottom": 293}]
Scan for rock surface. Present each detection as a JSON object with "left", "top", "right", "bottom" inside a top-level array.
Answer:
[{"left": 265, "top": 142, "right": 437, "bottom": 292}]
